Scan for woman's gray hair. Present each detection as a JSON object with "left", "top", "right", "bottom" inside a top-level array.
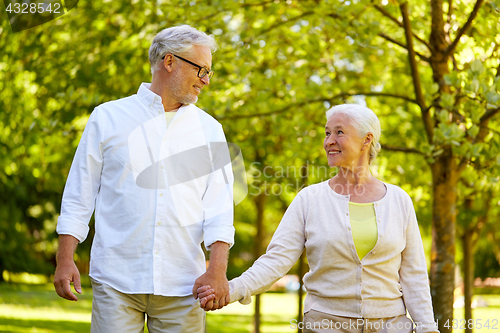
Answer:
[
  {"left": 149, "top": 25, "right": 217, "bottom": 75},
  {"left": 325, "top": 104, "right": 382, "bottom": 164}
]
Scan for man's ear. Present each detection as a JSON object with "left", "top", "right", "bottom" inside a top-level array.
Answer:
[{"left": 163, "top": 54, "right": 175, "bottom": 73}]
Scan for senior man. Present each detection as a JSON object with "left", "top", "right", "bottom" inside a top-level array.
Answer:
[{"left": 53, "top": 25, "right": 234, "bottom": 333}]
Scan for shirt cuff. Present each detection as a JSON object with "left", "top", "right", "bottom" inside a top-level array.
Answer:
[
  {"left": 56, "top": 216, "right": 90, "bottom": 243},
  {"left": 229, "top": 278, "right": 252, "bottom": 305},
  {"left": 204, "top": 225, "right": 235, "bottom": 249}
]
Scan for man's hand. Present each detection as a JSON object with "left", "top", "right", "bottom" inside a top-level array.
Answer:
[
  {"left": 53, "top": 235, "right": 81, "bottom": 301},
  {"left": 192, "top": 241, "right": 230, "bottom": 311},
  {"left": 193, "top": 268, "right": 230, "bottom": 310},
  {"left": 196, "top": 285, "right": 229, "bottom": 311},
  {"left": 53, "top": 261, "right": 82, "bottom": 301}
]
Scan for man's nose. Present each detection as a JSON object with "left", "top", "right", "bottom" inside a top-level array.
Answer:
[{"left": 201, "top": 75, "right": 210, "bottom": 85}]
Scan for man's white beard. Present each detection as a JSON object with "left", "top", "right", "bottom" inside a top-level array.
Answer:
[{"left": 170, "top": 71, "right": 198, "bottom": 105}]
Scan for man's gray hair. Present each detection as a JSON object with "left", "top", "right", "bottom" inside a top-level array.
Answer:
[
  {"left": 149, "top": 25, "right": 217, "bottom": 75},
  {"left": 325, "top": 104, "right": 382, "bottom": 164}
]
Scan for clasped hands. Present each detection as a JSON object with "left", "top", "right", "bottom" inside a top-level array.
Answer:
[{"left": 192, "top": 270, "right": 230, "bottom": 311}]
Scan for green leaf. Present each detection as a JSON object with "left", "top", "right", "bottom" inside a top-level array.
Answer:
[
  {"left": 486, "top": 91, "right": 500, "bottom": 105},
  {"left": 441, "top": 94, "right": 454, "bottom": 109},
  {"left": 470, "top": 79, "right": 480, "bottom": 94},
  {"left": 468, "top": 124, "right": 479, "bottom": 138},
  {"left": 470, "top": 60, "right": 484, "bottom": 73},
  {"left": 471, "top": 143, "right": 484, "bottom": 157}
]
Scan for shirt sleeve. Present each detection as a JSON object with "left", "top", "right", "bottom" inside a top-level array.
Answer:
[
  {"left": 203, "top": 124, "right": 235, "bottom": 249},
  {"left": 228, "top": 194, "right": 306, "bottom": 304},
  {"left": 56, "top": 109, "right": 104, "bottom": 242},
  {"left": 400, "top": 200, "right": 440, "bottom": 333}
]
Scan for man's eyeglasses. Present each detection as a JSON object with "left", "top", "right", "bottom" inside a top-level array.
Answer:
[{"left": 162, "top": 54, "right": 214, "bottom": 79}]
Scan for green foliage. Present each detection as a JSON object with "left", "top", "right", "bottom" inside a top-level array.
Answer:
[{"left": 0, "top": 0, "right": 499, "bottom": 287}]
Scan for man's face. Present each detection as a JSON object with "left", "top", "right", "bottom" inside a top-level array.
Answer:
[{"left": 169, "top": 45, "right": 212, "bottom": 105}]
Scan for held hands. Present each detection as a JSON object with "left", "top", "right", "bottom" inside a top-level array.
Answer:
[
  {"left": 195, "top": 285, "right": 228, "bottom": 311},
  {"left": 192, "top": 241, "right": 231, "bottom": 311},
  {"left": 192, "top": 269, "right": 230, "bottom": 311}
]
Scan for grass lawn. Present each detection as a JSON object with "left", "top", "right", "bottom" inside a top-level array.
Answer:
[{"left": 0, "top": 282, "right": 499, "bottom": 332}]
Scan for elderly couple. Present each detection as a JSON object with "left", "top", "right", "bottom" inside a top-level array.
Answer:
[{"left": 53, "top": 25, "right": 439, "bottom": 333}]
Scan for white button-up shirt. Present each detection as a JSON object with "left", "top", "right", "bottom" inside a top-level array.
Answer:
[{"left": 57, "top": 83, "right": 235, "bottom": 296}]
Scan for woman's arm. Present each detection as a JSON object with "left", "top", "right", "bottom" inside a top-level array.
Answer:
[
  {"left": 199, "top": 193, "right": 308, "bottom": 307},
  {"left": 399, "top": 203, "right": 440, "bottom": 333}
]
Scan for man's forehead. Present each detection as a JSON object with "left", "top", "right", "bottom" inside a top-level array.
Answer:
[{"left": 187, "top": 45, "right": 212, "bottom": 68}]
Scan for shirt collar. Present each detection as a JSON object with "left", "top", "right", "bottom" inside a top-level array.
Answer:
[
  {"left": 137, "top": 83, "right": 193, "bottom": 117},
  {"left": 137, "top": 83, "right": 164, "bottom": 111}
]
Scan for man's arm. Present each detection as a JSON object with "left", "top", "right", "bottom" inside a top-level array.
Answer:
[
  {"left": 192, "top": 241, "right": 230, "bottom": 310},
  {"left": 53, "top": 234, "right": 82, "bottom": 301}
]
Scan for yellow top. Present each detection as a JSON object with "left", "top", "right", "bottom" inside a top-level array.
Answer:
[
  {"left": 165, "top": 111, "right": 176, "bottom": 127},
  {"left": 349, "top": 202, "right": 378, "bottom": 260}
]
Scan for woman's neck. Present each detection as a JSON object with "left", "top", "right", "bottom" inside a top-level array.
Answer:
[{"left": 334, "top": 165, "right": 374, "bottom": 186}]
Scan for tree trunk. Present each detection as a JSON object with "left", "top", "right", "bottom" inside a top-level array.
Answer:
[
  {"left": 462, "top": 230, "right": 474, "bottom": 333},
  {"left": 253, "top": 191, "right": 266, "bottom": 333},
  {"left": 297, "top": 162, "right": 308, "bottom": 332},
  {"left": 430, "top": 152, "right": 458, "bottom": 333},
  {"left": 254, "top": 294, "right": 261, "bottom": 333}
]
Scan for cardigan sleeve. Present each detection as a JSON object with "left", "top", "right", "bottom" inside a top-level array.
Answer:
[
  {"left": 399, "top": 201, "right": 440, "bottom": 333},
  {"left": 229, "top": 192, "right": 307, "bottom": 304}
]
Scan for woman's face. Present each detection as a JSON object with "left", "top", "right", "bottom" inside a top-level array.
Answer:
[{"left": 323, "top": 113, "right": 369, "bottom": 168}]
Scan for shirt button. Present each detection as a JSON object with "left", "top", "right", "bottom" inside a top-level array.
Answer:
[
  {"left": 346, "top": 213, "right": 349, "bottom": 216},
  {"left": 156, "top": 251, "right": 159, "bottom": 254},
  {"left": 160, "top": 193, "right": 164, "bottom": 197},
  {"left": 158, "top": 222, "right": 162, "bottom": 225}
]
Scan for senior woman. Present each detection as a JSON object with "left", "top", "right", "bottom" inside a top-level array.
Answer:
[{"left": 196, "top": 104, "right": 439, "bottom": 333}]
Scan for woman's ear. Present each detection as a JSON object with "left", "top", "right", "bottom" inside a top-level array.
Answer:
[{"left": 363, "top": 133, "right": 373, "bottom": 149}]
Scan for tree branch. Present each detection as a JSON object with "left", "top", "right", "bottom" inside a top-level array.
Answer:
[
  {"left": 373, "top": 4, "right": 431, "bottom": 50},
  {"left": 241, "top": 0, "right": 276, "bottom": 8},
  {"left": 378, "top": 33, "right": 431, "bottom": 62},
  {"left": 456, "top": 106, "right": 500, "bottom": 173},
  {"left": 480, "top": 106, "right": 500, "bottom": 124},
  {"left": 218, "top": 92, "right": 418, "bottom": 120},
  {"left": 457, "top": 157, "right": 469, "bottom": 175},
  {"left": 446, "top": 0, "right": 485, "bottom": 57},
  {"left": 242, "top": 11, "right": 316, "bottom": 44},
  {"left": 400, "top": 2, "right": 433, "bottom": 143},
  {"left": 381, "top": 144, "right": 423, "bottom": 154}
]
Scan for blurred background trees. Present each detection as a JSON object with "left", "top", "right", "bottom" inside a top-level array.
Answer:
[{"left": 1, "top": 0, "right": 499, "bottom": 331}]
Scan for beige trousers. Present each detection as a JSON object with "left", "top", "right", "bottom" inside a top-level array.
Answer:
[
  {"left": 304, "top": 309, "right": 414, "bottom": 333},
  {"left": 90, "top": 278, "right": 205, "bottom": 333}
]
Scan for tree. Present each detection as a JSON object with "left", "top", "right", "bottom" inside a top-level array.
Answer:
[{"left": 2, "top": 2, "right": 500, "bottom": 332}]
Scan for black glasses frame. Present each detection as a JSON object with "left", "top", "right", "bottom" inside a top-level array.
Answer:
[{"left": 162, "top": 54, "right": 214, "bottom": 79}]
